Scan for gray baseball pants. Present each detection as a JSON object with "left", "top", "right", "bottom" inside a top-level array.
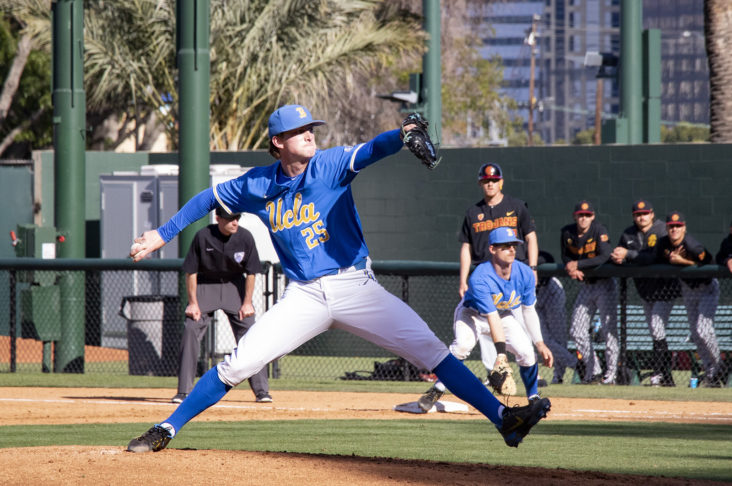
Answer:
[
  {"left": 178, "top": 281, "right": 268, "bottom": 396},
  {"left": 536, "top": 277, "right": 576, "bottom": 382},
  {"left": 680, "top": 279, "right": 721, "bottom": 377},
  {"left": 570, "top": 278, "right": 619, "bottom": 381}
]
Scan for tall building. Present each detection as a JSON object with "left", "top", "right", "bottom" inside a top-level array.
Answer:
[
  {"left": 479, "top": 0, "right": 708, "bottom": 144},
  {"left": 538, "top": 0, "right": 621, "bottom": 143},
  {"left": 643, "top": 0, "right": 708, "bottom": 126},
  {"left": 477, "top": 1, "right": 545, "bottom": 144}
]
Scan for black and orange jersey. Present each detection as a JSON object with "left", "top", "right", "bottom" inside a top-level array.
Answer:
[
  {"left": 459, "top": 194, "right": 535, "bottom": 264},
  {"left": 560, "top": 220, "right": 612, "bottom": 268},
  {"left": 616, "top": 219, "right": 680, "bottom": 301},
  {"left": 658, "top": 232, "right": 712, "bottom": 288}
]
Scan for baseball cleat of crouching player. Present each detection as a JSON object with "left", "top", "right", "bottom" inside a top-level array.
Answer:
[
  {"left": 417, "top": 384, "right": 445, "bottom": 412},
  {"left": 496, "top": 397, "right": 551, "bottom": 448},
  {"left": 127, "top": 425, "right": 172, "bottom": 453}
]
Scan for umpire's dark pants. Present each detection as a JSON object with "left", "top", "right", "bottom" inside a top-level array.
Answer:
[{"left": 177, "top": 280, "right": 269, "bottom": 396}]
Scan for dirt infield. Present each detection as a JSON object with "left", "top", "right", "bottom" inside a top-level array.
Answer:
[{"left": 1, "top": 387, "right": 731, "bottom": 485}]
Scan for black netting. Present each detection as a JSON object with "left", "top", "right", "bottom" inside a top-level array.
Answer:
[{"left": 1, "top": 262, "right": 730, "bottom": 388}]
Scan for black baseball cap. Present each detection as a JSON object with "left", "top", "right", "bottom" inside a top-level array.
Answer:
[
  {"left": 573, "top": 200, "right": 595, "bottom": 215},
  {"left": 665, "top": 211, "right": 685, "bottom": 226},
  {"left": 215, "top": 207, "right": 241, "bottom": 219},
  {"left": 478, "top": 163, "right": 503, "bottom": 181},
  {"left": 632, "top": 199, "right": 653, "bottom": 214}
]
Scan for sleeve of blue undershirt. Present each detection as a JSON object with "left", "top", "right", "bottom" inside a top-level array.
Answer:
[
  {"left": 352, "top": 129, "right": 404, "bottom": 171},
  {"left": 157, "top": 188, "right": 217, "bottom": 242}
]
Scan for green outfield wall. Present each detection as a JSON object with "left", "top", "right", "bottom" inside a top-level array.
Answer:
[{"left": 18, "top": 144, "right": 732, "bottom": 261}]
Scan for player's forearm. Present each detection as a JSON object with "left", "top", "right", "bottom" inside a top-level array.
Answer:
[
  {"left": 158, "top": 188, "right": 217, "bottom": 242},
  {"left": 525, "top": 232, "right": 538, "bottom": 266},
  {"left": 459, "top": 243, "right": 472, "bottom": 284},
  {"left": 351, "top": 129, "right": 403, "bottom": 171},
  {"left": 486, "top": 312, "right": 506, "bottom": 344},
  {"left": 521, "top": 304, "right": 543, "bottom": 344}
]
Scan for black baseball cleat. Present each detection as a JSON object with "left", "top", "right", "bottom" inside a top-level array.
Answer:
[
  {"left": 127, "top": 425, "right": 172, "bottom": 453},
  {"left": 496, "top": 397, "right": 551, "bottom": 448},
  {"left": 417, "top": 385, "right": 444, "bottom": 412}
]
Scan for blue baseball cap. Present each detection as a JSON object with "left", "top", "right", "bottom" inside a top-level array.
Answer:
[
  {"left": 489, "top": 227, "right": 523, "bottom": 245},
  {"left": 268, "top": 104, "right": 326, "bottom": 138}
]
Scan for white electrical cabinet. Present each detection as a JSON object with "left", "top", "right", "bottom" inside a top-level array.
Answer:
[{"left": 99, "top": 164, "right": 278, "bottom": 352}]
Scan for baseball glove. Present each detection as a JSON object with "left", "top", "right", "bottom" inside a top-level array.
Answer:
[
  {"left": 401, "top": 113, "right": 441, "bottom": 170},
  {"left": 488, "top": 354, "right": 517, "bottom": 396}
]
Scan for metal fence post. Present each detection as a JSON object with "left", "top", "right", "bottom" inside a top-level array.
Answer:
[{"left": 9, "top": 269, "right": 16, "bottom": 373}]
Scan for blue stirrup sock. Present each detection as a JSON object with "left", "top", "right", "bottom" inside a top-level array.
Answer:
[
  {"left": 161, "top": 366, "right": 232, "bottom": 436},
  {"left": 520, "top": 364, "right": 539, "bottom": 398},
  {"left": 433, "top": 354, "right": 504, "bottom": 425}
]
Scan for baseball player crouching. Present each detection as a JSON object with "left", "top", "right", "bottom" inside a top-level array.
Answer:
[
  {"left": 418, "top": 227, "right": 554, "bottom": 411},
  {"left": 125, "top": 104, "right": 551, "bottom": 452}
]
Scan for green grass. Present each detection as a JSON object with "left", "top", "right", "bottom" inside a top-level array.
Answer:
[
  {"left": 2, "top": 365, "right": 730, "bottom": 401},
  {"left": 1, "top": 420, "right": 730, "bottom": 482}
]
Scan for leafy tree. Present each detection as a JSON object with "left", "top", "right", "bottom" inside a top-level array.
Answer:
[
  {"left": 2, "top": 0, "right": 427, "bottom": 152},
  {"left": 661, "top": 123, "right": 710, "bottom": 143},
  {"left": 0, "top": 11, "right": 51, "bottom": 157},
  {"left": 571, "top": 128, "right": 595, "bottom": 145}
]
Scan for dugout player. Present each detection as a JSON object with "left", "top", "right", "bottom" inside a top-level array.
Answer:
[
  {"left": 715, "top": 219, "right": 732, "bottom": 274},
  {"left": 561, "top": 200, "right": 618, "bottom": 385},
  {"left": 610, "top": 199, "right": 680, "bottom": 387},
  {"left": 418, "top": 227, "right": 553, "bottom": 411},
  {"left": 126, "top": 104, "right": 551, "bottom": 452},
  {"left": 658, "top": 211, "right": 725, "bottom": 387},
  {"left": 172, "top": 207, "right": 271, "bottom": 404}
]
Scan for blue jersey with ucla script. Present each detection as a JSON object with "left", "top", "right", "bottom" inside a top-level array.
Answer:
[
  {"left": 213, "top": 145, "right": 370, "bottom": 281},
  {"left": 463, "top": 260, "right": 536, "bottom": 315}
]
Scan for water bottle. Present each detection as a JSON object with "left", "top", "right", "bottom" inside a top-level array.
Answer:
[{"left": 689, "top": 377, "right": 698, "bottom": 388}]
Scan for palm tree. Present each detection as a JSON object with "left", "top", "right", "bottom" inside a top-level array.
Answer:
[
  {"left": 705, "top": 0, "right": 732, "bottom": 142},
  {"left": 2, "top": 0, "right": 425, "bottom": 151}
]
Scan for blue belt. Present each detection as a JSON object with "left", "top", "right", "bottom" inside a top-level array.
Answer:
[{"left": 323, "top": 258, "right": 368, "bottom": 276}]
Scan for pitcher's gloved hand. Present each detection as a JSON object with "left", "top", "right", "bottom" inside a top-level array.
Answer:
[{"left": 401, "top": 113, "right": 441, "bottom": 170}]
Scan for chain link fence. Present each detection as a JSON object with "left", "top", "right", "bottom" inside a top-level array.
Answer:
[{"left": 1, "top": 259, "right": 730, "bottom": 388}]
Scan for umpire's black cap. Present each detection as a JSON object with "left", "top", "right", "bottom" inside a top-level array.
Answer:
[
  {"left": 215, "top": 206, "right": 241, "bottom": 219},
  {"left": 478, "top": 163, "right": 503, "bottom": 180},
  {"left": 666, "top": 211, "right": 685, "bottom": 226},
  {"left": 632, "top": 199, "right": 653, "bottom": 214}
]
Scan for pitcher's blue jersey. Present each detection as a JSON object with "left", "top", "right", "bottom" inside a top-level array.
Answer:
[
  {"left": 463, "top": 260, "right": 536, "bottom": 315},
  {"left": 213, "top": 144, "right": 369, "bottom": 281}
]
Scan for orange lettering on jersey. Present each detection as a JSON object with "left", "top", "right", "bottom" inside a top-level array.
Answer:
[
  {"left": 648, "top": 234, "right": 657, "bottom": 247},
  {"left": 266, "top": 192, "right": 321, "bottom": 233},
  {"left": 472, "top": 216, "right": 518, "bottom": 233}
]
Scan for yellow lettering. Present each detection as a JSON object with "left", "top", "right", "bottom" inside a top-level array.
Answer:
[
  {"left": 266, "top": 201, "right": 276, "bottom": 231},
  {"left": 267, "top": 193, "right": 322, "bottom": 233},
  {"left": 492, "top": 290, "right": 521, "bottom": 310}
]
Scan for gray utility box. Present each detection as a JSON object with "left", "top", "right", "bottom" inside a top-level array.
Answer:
[
  {"left": 99, "top": 165, "right": 265, "bottom": 351},
  {"left": 100, "top": 166, "right": 182, "bottom": 349},
  {"left": 119, "top": 295, "right": 180, "bottom": 376}
]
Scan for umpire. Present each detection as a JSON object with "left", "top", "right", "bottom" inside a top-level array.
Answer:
[{"left": 172, "top": 207, "right": 270, "bottom": 404}]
